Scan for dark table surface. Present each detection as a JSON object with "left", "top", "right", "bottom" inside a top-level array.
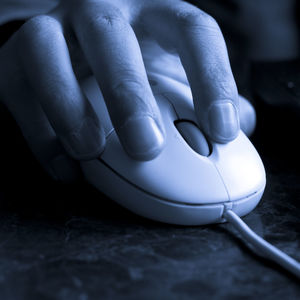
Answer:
[{"left": 0, "top": 62, "right": 300, "bottom": 300}]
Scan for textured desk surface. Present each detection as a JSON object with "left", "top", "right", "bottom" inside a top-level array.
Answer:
[{"left": 0, "top": 68, "right": 300, "bottom": 299}]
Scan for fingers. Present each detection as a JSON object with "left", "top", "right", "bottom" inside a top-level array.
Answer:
[
  {"left": 4, "top": 84, "right": 81, "bottom": 183},
  {"left": 142, "top": 1, "right": 240, "bottom": 143},
  {"left": 17, "top": 15, "right": 105, "bottom": 160},
  {"left": 0, "top": 33, "right": 80, "bottom": 183},
  {"left": 70, "top": 2, "right": 165, "bottom": 160}
]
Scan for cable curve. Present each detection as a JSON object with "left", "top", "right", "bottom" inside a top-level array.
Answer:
[{"left": 223, "top": 209, "right": 300, "bottom": 279}]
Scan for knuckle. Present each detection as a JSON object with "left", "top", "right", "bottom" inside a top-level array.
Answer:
[
  {"left": 20, "top": 15, "right": 59, "bottom": 37},
  {"left": 108, "top": 78, "right": 153, "bottom": 120},
  {"left": 77, "top": 4, "right": 128, "bottom": 34},
  {"left": 16, "top": 15, "right": 63, "bottom": 63},
  {"left": 94, "top": 11, "right": 126, "bottom": 28},
  {"left": 112, "top": 78, "right": 147, "bottom": 100},
  {"left": 88, "top": 14, "right": 127, "bottom": 33},
  {"left": 175, "top": 6, "right": 219, "bottom": 32},
  {"left": 18, "top": 15, "right": 62, "bottom": 48}
]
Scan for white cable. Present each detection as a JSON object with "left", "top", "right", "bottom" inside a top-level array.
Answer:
[{"left": 223, "top": 209, "right": 300, "bottom": 279}]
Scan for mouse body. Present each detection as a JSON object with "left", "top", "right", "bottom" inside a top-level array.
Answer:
[{"left": 80, "top": 74, "right": 266, "bottom": 225}]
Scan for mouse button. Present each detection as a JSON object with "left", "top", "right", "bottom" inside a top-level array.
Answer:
[
  {"left": 175, "top": 121, "right": 211, "bottom": 156},
  {"left": 211, "top": 131, "right": 266, "bottom": 201},
  {"left": 81, "top": 159, "right": 226, "bottom": 226},
  {"left": 101, "top": 126, "right": 228, "bottom": 205},
  {"left": 81, "top": 77, "right": 113, "bottom": 137}
]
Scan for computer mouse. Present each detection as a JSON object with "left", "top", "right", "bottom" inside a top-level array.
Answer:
[{"left": 80, "top": 73, "right": 266, "bottom": 226}]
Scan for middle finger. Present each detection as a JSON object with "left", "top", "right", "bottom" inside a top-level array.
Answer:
[{"left": 70, "top": 1, "right": 165, "bottom": 161}]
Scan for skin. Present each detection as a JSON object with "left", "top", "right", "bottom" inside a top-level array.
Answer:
[{"left": 0, "top": 0, "right": 240, "bottom": 182}]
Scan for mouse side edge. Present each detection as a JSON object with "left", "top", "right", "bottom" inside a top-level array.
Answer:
[{"left": 80, "top": 158, "right": 265, "bottom": 226}]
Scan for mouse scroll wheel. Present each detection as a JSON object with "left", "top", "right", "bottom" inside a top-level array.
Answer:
[{"left": 175, "top": 121, "right": 211, "bottom": 156}]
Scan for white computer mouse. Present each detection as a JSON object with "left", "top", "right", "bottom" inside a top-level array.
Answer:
[{"left": 80, "top": 73, "right": 266, "bottom": 226}]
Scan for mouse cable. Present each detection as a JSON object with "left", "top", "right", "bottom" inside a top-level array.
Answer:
[{"left": 223, "top": 209, "right": 300, "bottom": 279}]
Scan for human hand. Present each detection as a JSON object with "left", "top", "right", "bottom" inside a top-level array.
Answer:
[{"left": 0, "top": 0, "right": 240, "bottom": 182}]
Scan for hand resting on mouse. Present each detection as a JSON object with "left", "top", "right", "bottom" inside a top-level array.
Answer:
[{"left": 0, "top": 0, "right": 246, "bottom": 182}]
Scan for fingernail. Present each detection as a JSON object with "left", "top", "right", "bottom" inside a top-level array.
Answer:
[
  {"left": 208, "top": 101, "right": 239, "bottom": 142},
  {"left": 49, "top": 154, "right": 82, "bottom": 183},
  {"left": 118, "top": 116, "right": 165, "bottom": 161},
  {"left": 60, "top": 117, "right": 105, "bottom": 160}
]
